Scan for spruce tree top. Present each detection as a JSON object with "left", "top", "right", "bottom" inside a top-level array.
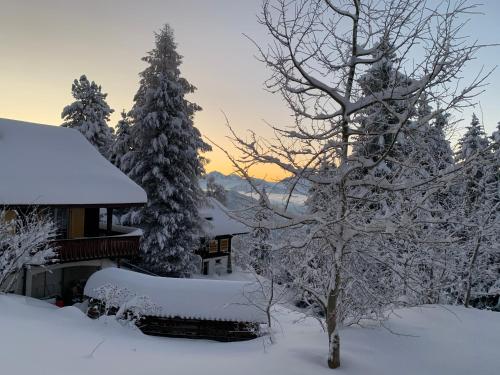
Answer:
[
  {"left": 133, "top": 25, "right": 200, "bottom": 120},
  {"left": 456, "top": 113, "right": 490, "bottom": 161},
  {"left": 110, "top": 110, "right": 132, "bottom": 169},
  {"left": 355, "top": 38, "right": 413, "bottom": 163},
  {"left": 61, "top": 75, "right": 114, "bottom": 157}
]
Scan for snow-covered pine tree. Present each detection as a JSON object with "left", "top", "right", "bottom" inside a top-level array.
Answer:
[
  {"left": 403, "top": 101, "right": 459, "bottom": 304},
  {"left": 61, "top": 75, "right": 115, "bottom": 158},
  {"left": 430, "top": 110, "right": 455, "bottom": 171},
  {"left": 353, "top": 69, "right": 458, "bottom": 305},
  {"left": 347, "top": 43, "right": 432, "bottom": 306},
  {"left": 455, "top": 114, "right": 498, "bottom": 306},
  {"left": 110, "top": 110, "right": 133, "bottom": 171},
  {"left": 121, "top": 25, "right": 211, "bottom": 276},
  {"left": 249, "top": 190, "right": 273, "bottom": 275},
  {"left": 456, "top": 113, "right": 491, "bottom": 215},
  {"left": 353, "top": 37, "right": 413, "bottom": 169},
  {"left": 487, "top": 123, "right": 500, "bottom": 295}
]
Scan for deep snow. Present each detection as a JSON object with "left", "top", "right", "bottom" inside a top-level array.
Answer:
[
  {"left": 0, "top": 294, "right": 498, "bottom": 374},
  {"left": 199, "top": 197, "right": 249, "bottom": 236},
  {"left": 85, "top": 268, "right": 267, "bottom": 322},
  {"left": 0, "top": 118, "right": 147, "bottom": 205}
]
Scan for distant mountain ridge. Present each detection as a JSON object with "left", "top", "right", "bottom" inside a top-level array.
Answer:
[
  {"left": 200, "top": 171, "right": 308, "bottom": 213},
  {"left": 200, "top": 171, "right": 309, "bottom": 196}
]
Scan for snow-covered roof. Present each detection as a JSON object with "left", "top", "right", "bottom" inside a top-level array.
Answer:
[
  {"left": 84, "top": 268, "right": 267, "bottom": 323},
  {"left": 0, "top": 118, "right": 147, "bottom": 206},
  {"left": 199, "top": 198, "right": 249, "bottom": 237}
]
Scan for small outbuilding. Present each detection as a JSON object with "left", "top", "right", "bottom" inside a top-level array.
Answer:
[{"left": 84, "top": 268, "right": 267, "bottom": 341}]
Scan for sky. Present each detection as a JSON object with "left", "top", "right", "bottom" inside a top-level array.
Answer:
[{"left": 1, "top": 0, "right": 500, "bottom": 180}]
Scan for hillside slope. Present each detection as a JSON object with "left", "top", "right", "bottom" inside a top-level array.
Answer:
[{"left": 0, "top": 294, "right": 498, "bottom": 374}]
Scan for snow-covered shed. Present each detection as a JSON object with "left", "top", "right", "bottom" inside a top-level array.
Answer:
[
  {"left": 85, "top": 268, "right": 266, "bottom": 340},
  {"left": 198, "top": 198, "right": 249, "bottom": 276},
  {"left": 0, "top": 118, "right": 147, "bottom": 302}
]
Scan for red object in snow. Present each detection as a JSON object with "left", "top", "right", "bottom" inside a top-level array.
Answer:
[{"left": 55, "top": 299, "right": 64, "bottom": 308}]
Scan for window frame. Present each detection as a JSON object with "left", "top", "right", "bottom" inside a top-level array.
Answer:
[
  {"left": 220, "top": 238, "right": 229, "bottom": 253},
  {"left": 208, "top": 239, "right": 218, "bottom": 253}
]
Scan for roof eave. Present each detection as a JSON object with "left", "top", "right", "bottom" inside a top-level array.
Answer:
[{"left": 3, "top": 202, "right": 147, "bottom": 208}]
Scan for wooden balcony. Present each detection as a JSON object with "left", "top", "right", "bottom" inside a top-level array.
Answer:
[{"left": 53, "top": 235, "right": 140, "bottom": 263}]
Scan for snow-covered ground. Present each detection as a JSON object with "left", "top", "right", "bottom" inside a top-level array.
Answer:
[{"left": 0, "top": 294, "right": 498, "bottom": 375}]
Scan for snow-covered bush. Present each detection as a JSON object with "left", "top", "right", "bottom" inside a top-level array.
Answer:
[
  {"left": 88, "top": 283, "right": 158, "bottom": 326},
  {"left": 0, "top": 209, "right": 57, "bottom": 292}
]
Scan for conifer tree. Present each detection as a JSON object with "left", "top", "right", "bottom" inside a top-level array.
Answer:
[
  {"left": 110, "top": 110, "right": 133, "bottom": 171},
  {"left": 431, "top": 110, "right": 455, "bottom": 170},
  {"left": 456, "top": 113, "right": 491, "bottom": 214},
  {"left": 61, "top": 75, "right": 114, "bottom": 158},
  {"left": 353, "top": 38, "right": 414, "bottom": 170},
  {"left": 122, "top": 25, "right": 211, "bottom": 275},
  {"left": 455, "top": 114, "right": 498, "bottom": 306},
  {"left": 407, "top": 104, "right": 458, "bottom": 303}
]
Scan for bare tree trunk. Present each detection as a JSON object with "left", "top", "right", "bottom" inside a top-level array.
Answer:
[
  {"left": 325, "top": 2, "right": 359, "bottom": 366},
  {"left": 267, "top": 277, "right": 274, "bottom": 328},
  {"left": 327, "top": 287, "right": 340, "bottom": 369},
  {"left": 464, "top": 235, "right": 482, "bottom": 308}
]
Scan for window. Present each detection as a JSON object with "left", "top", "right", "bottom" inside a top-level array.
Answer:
[
  {"left": 220, "top": 238, "right": 229, "bottom": 253},
  {"left": 3, "top": 210, "right": 17, "bottom": 222},
  {"left": 209, "top": 240, "right": 218, "bottom": 253},
  {"left": 1, "top": 210, "right": 17, "bottom": 234},
  {"left": 52, "top": 208, "right": 68, "bottom": 238}
]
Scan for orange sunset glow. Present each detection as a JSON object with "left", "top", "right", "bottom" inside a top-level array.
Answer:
[
  {"left": 0, "top": 0, "right": 292, "bottom": 180},
  {"left": 1, "top": 0, "right": 500, "bottom": 180},
  {"left": 1, "top": 1, "right": 500, "bottom": 374}
]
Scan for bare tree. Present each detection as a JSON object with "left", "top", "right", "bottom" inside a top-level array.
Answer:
[
  {"left": 220, "top": 0, "right": 489, "bottom": 369},
  {"left": 236, "top": 191, "right": 289, "bottom": 335}
]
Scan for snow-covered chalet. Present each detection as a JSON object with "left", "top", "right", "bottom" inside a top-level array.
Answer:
[
  {"left": 0, "top": 118, "right": 147, "bottom": 304},
  {"left": 198, "top": 198, "right": 248, "bottom": 276}
]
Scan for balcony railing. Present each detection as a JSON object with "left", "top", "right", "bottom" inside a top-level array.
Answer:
[{"left": 53, "top": 234, "right": 140, "bottom": 263}]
